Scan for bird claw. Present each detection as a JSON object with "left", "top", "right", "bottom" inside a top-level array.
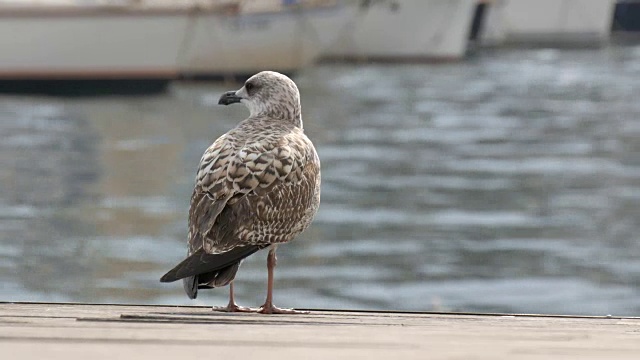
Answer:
[
  {"left": 257, "top": 305, "right": 309, "bottom": 315},
  {"left": 212, "top": 304, "right": 256, "bottom": 313}
]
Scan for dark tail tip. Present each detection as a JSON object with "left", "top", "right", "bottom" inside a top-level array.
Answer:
[
  {"left": 160, "top": 270, "right": 178, "bottom": 283},
  {"left": 183, "top": 276, "right": 198, "bottom": 299}
]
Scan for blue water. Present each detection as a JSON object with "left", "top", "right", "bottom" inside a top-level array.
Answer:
[{"left": 1, "top": 46, "right": 639, "bottom": 316}]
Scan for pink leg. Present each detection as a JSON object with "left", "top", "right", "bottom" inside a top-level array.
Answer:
[
  {"left": 258, "top": 247, "right": 307, "bottom": 314},
  {"left": 212, "top": 282, "right": 254, "bottom": 312}
]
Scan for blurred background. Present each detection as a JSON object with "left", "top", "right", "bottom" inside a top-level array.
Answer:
[{"left": 1, "top": 0, "right": 639, "bottom": 316}]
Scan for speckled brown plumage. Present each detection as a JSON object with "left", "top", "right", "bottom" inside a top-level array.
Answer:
[{"left": 160, "top": 71, "right": 320, "bottom": 313}]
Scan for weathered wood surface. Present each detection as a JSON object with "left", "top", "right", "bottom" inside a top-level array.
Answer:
[{"left": 0, "top": 302, "right": 638, "bottom": 359}]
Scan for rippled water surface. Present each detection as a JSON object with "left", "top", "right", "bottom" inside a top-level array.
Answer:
[{"left": 2, "top": 47, "right": 640, "bottom": 315}]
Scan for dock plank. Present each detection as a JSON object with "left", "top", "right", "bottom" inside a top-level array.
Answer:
[{"left": 0, "top": 302, "right": 638, "bottom": 359}]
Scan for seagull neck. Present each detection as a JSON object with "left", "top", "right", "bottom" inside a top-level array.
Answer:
[{"left": 252, "top": 109, "right": 303, "bottom": 129}]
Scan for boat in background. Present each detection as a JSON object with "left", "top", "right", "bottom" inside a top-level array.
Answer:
[
  {"left": 0, "top": 0, "right": 354, "bottom": 95},
  {"left": 180, "top": 0, "right": 355, "bottom": 79},
  {"left": 478, "top": 0, "right": 617, "bottom": 47},
  {"left": 322, "top": 0, "right": 478, "bottom": 62},
  {"left": 0, "top": 1, "right": 187, "bottom": 94}
]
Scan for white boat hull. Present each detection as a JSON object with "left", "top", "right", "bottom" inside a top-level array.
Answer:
[
  {"left": 0, "top": 2, "right": 356, "bottom": 80},
  {"left": 323, "top": 0, "right": 477, "bottom": 61},
  {"left": 0, "top": 6, "right": 188, "bottom": 79},
  {"left": 181, "top": 3, "right": 356, "bottom": 76},
  {"left": 480, "top": 0, "right": 617, "bottom": 46}
]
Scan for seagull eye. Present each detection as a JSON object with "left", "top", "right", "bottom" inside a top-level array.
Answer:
[{"left": 245, "top": 82, "right": 254, "bottom": 93}]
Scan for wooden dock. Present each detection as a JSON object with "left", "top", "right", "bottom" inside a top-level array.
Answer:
[{"left": 0, "top": 302, "right": 638, "bottom": 359}]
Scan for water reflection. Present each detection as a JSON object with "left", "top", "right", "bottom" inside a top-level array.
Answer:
[
  {"left": 1, "top": 46, "right": 639, "bottom": 315},
  {"left": 0, "top": 103, "right": 99, "bottom": 301}
]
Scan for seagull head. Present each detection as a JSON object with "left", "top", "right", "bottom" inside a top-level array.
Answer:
[{"left": 218, "top": 71, "right": 302, "bottom": 127}]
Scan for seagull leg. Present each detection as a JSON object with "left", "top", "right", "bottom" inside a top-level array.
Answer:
[
  {"left": 212, "top": 282, "right": 254, "bottom": 312},
  {"left": 258, "top": 247, "right": 307, "bottom": 314}
]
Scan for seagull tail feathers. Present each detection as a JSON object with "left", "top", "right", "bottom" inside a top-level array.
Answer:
[
  {"left": 183, "top": 276, "right": 198, "bottom": 299},
  {"left": 160, "top": 245, "right": 265, "bottom": 283}
]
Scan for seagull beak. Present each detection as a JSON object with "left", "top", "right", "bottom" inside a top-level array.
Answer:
[{"left": 218, "top": 91, "right": 242, "bottom": 106}]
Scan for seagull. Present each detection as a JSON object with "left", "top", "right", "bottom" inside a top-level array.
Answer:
[{"left": 160, "top": 71, "right": 321, "bottom": 314}]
